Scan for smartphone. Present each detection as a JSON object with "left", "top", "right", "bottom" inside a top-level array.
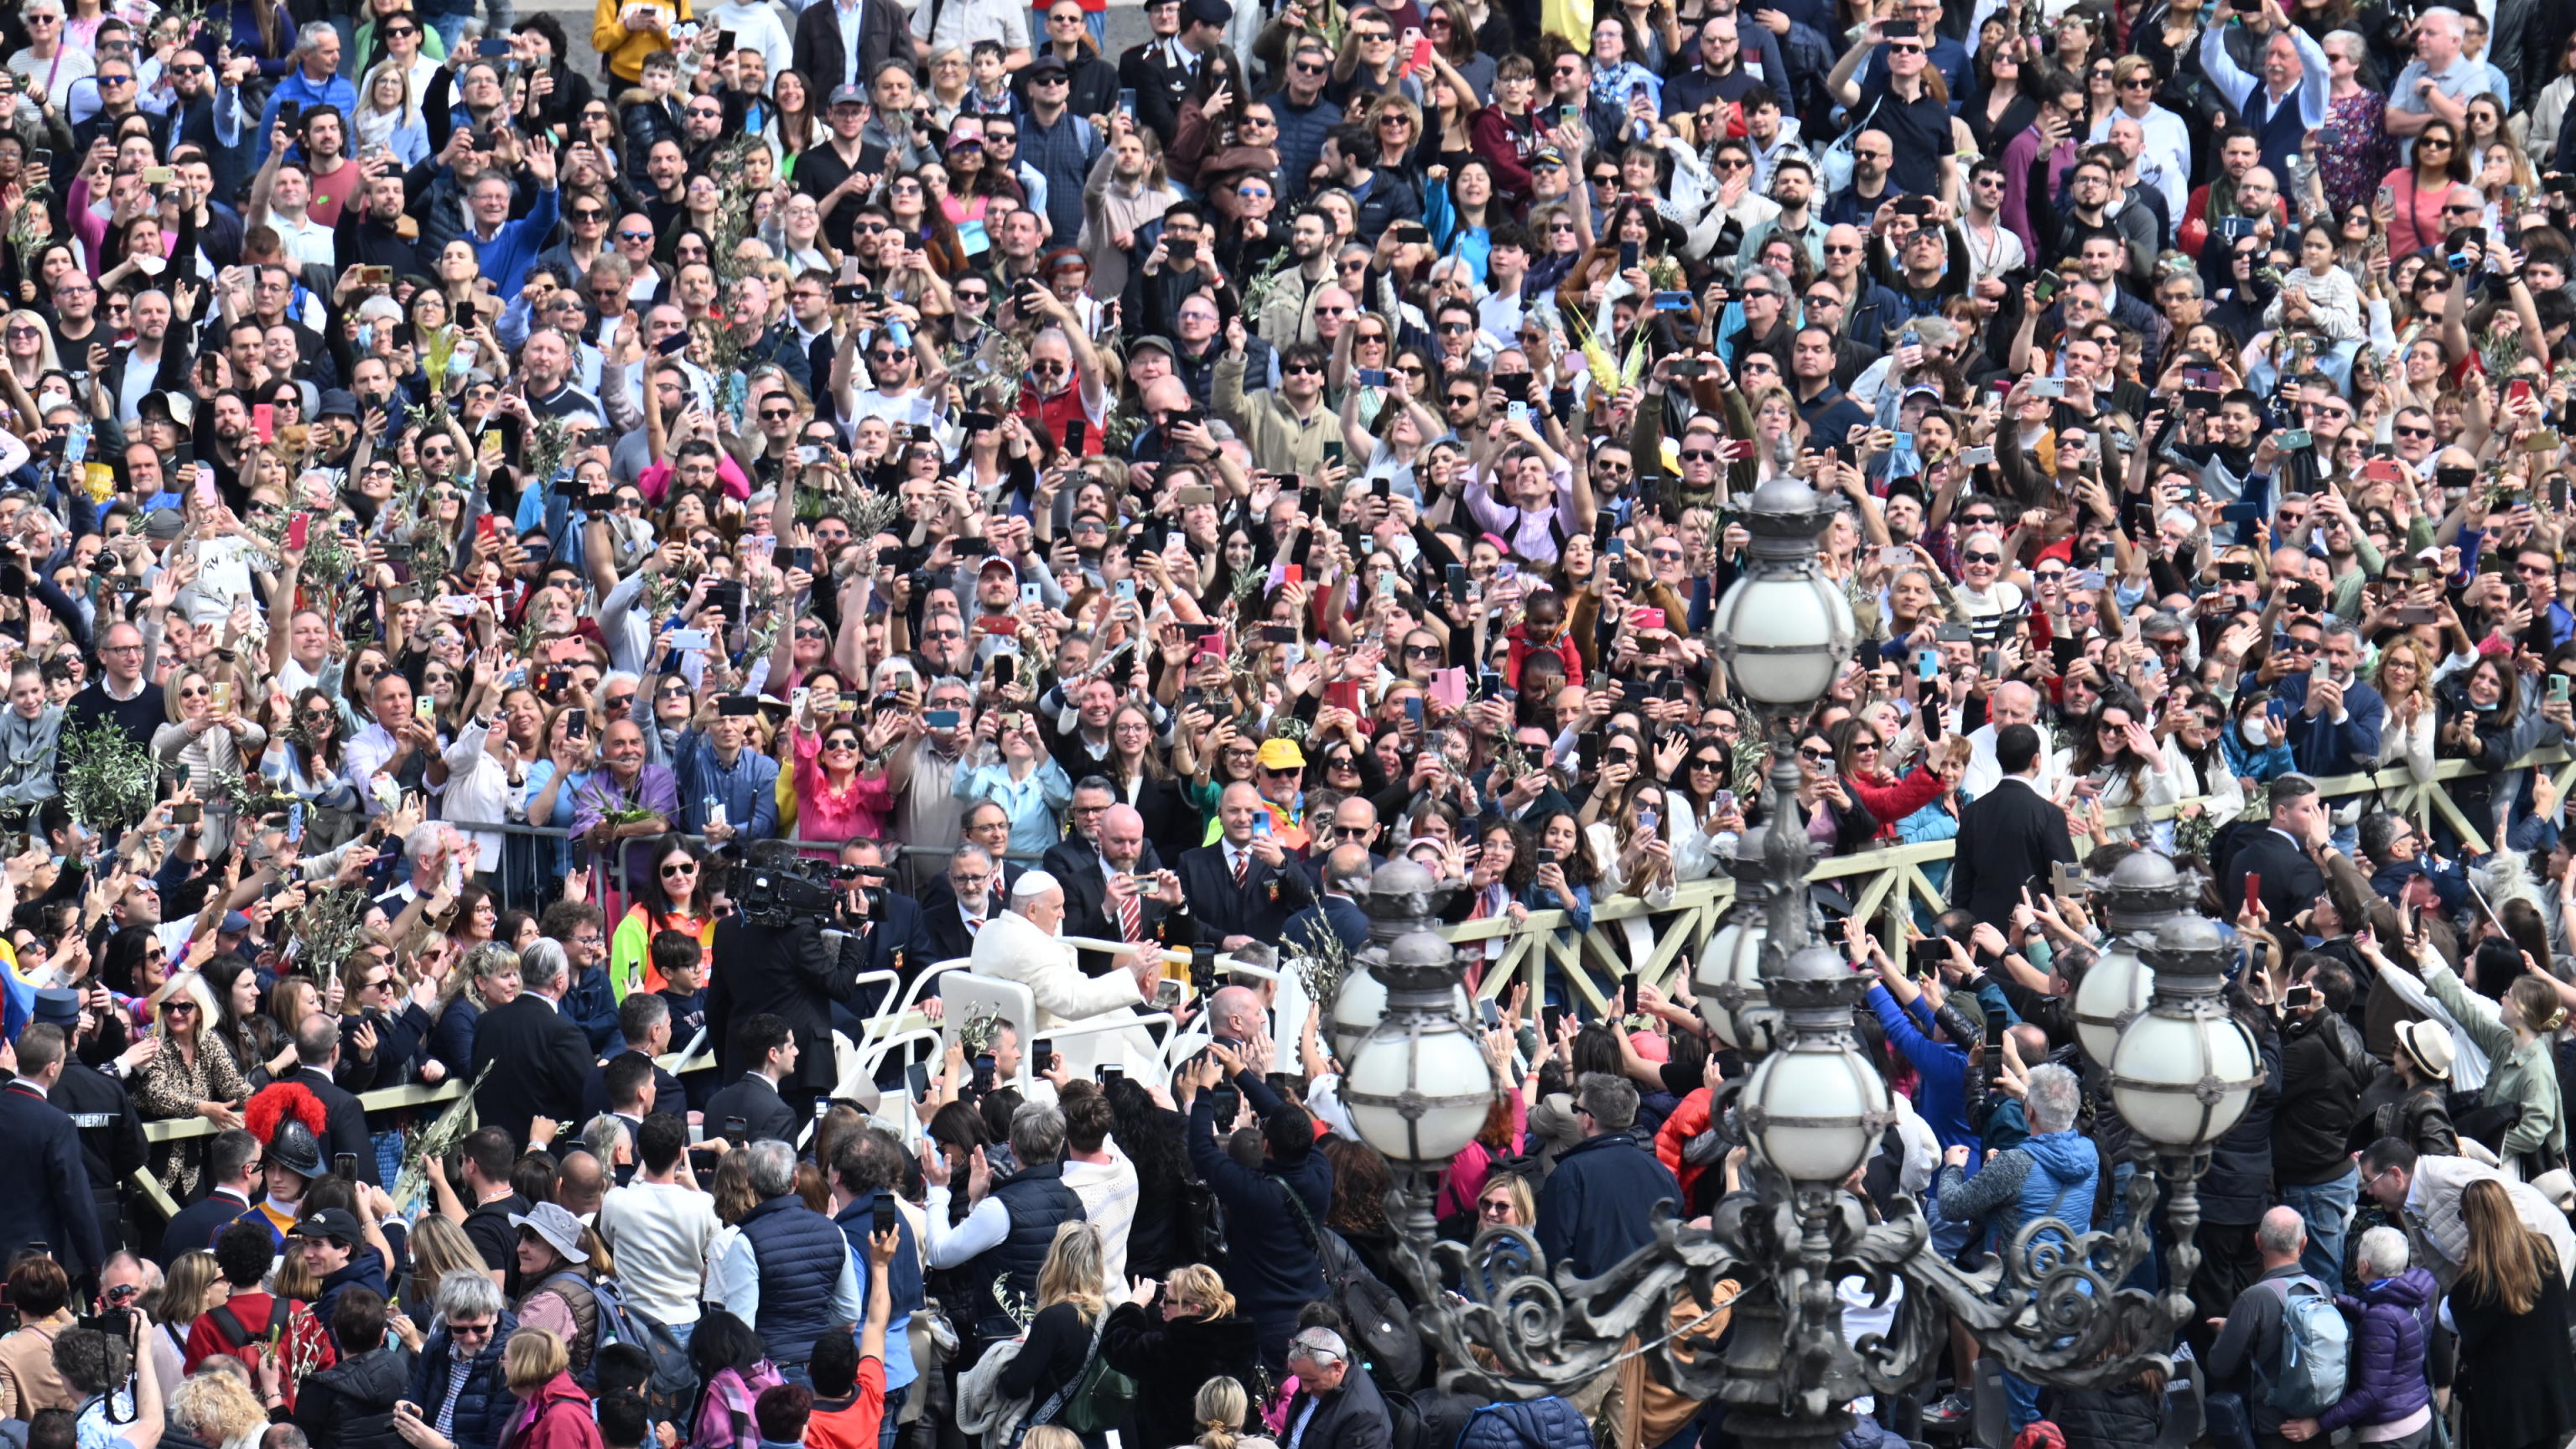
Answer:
[
  {"left": 1323, "top": 439, "right": 1344, "bottom": 465},
  {"left": 1961, "top": 445, "right": 1996, "bottom": 466},
  {"left": 2245, "top": 872, "right": 2262, "bottom": 918},
  {"left": 169, "top": 802, "right": 202, "bottom": 824},
  {"left": 1651, "top": 290, "right": 1693, "bottom": 311},
  {"left": 906, "top": 1061, "right": 932, "bottom": 1099},
  {"left": 334, "top": 1152, "right": 358, "bottom": 1183},
  {"left": 1542, "top": 1005, "right": 1565, "bottom": 1039},
  {"left": 1917, "top": 649, "right": 1940, "bottom": 682},
  {"left": 1619, "top": 241, "right": 1639, "bottom": 269},
  {"left": 210, "top": 680, "right": 233, "bottom": 713},
  {"left": 252, "top": 403, "right": 275, "bottom": 444},
  {"left": 2285, "top": 983, "right": 2317, "bottom": 1010},
  {"left": 1620, "top": 976, "right": 1639, "bottom": 1015},
  {"left": 287, "top": 513, "right": 309, "bottom": 550},
  {"left": 723, "top": 1115, "right": 747, "bottom": 1146},
  {"left": 1094, "top": 1062, "right": 1125, "bottom": 1083},
  {"left": 1209, "top": 1084, "right": 1241, "bottom": 1122},
  {"left": 1064, "top": 418, "right": 1088, "bottom": 453},
  {"left": 2553, "top": 674, "right": 2570, "bottom": 704},
  {"left": 1031, "top": 1037, "right": 1053, "bottom": 1075},
  {"left": 872, "top": 1196, "right": 897, "bottom": 1238},
  {"left": 993, "top": 653, "right": 1016, "bottom": 688}
]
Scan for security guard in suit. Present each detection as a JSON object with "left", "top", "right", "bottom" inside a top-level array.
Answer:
[{"left": 37, "top": 989, "right": 149, "bottom": 1255}]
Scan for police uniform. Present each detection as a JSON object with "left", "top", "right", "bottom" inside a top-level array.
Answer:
[{"left": 28, "top": 989, "right": 147, "bottom": 1255}]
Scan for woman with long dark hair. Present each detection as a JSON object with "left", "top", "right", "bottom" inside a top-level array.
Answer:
[
  {"left": 262, "top": 686, "right": 366, "bottom": 851},
  {"left": 2383, "top": 117, "right": 2475, "bottom": 255},
  {"left": 205, "top": 953, "right": 294, "bottom": 1086},
  {"left": 608, "top": 834, "right": 717, "bottom": 1000}
]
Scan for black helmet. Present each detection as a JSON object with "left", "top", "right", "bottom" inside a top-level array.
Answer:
[{"left": 268, "top": 1117, "right": 329, "bottom": 1180}]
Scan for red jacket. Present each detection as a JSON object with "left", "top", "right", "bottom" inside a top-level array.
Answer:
[
  {"left": 1846, "top": 766, "right": 1945, "bottom": 840},
  {"left": 1505, "top": 621, "right": 1584, "bottom": 689},
  {"left": 1656, "top": 1087, "right": 1714, "bottom": 1202},
  {"left": 501, "top": 1374, "right": 601, "bottom": 1449}
]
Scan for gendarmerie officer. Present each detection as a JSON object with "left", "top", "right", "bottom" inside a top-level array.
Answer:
[{"left": 38, "top": 988, "right": 149, "bottom": 1256}]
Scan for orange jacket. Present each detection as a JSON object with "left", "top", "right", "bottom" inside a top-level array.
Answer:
[{"left": 1655, "top": 1086, "right": 1713, "bottom": 1202}]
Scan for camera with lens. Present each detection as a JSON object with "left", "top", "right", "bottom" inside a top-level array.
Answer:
[{"left": 740, "top": 855, "right": 844, "bottom": 927}]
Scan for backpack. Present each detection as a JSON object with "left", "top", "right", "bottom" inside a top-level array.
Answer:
[
  {"left": 565, "top": 1273, "right": 698, "bottom": 1424},
  {"left": 2258, "top": 1276, "right": 2350, "bottom": 1417},
  {"left": 1270, "top": 1175, "right": 1428, "bottom": 1392}
]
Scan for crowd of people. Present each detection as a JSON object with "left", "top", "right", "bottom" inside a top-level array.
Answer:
[{"left": 2, "top": 0, "right": 2576, "bottom": 1440}]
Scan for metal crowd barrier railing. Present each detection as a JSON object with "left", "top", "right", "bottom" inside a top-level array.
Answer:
[{"left": 124, "top": 745, "right": 2565, "bottom": 1214}]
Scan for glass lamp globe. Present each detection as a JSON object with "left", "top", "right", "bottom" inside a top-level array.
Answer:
[
  {"left": 1710, "top": 569, "right": 1857, "bottom": 708},
  {"left": 1332, "top": 967, "right": 1472, "bottom": 1066},
  {"left": 2072, "top": 943, "right": 2153, "bottom": 1067},
  {"left": 2108, "top": 916, "right": 2266, "bottom": 1151},
  {"left": 1344, "top": 1011, "right": 1497, "bottom": 1167},
  {"left": 1741, "top": 946, "right": 1891, "bottom": 1184},
  {"left": 1694, "top": 917, "right": 1779, "bottom": 1054}
]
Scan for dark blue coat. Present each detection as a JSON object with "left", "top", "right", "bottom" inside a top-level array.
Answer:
[
  {"left": 0, "top": 1078, "right": 105, "bottom": 1278},
  {"left": 1457, "top": 1397, "right": 1593, "bottom": 1449},
  {"left": 736, "top": 1194, "right": 850, "bottom": 1368},
  {"left": 405, "top": 1310, "right": 519, "bottom": 1449},
  {"left": 1186, "top": 1095, "right": 1329, "bottom": 1363},
  {"left": 966, "top": 1162, "right": 1086, "bottom": 1341},
  {"left": 1534, "top": 1132, "right": 1681, "bottom": 1280},
  {"left": 2317, "top": 1268, "right": 2437, "bottom": 1435}
]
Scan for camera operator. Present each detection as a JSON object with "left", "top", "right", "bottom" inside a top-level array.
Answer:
[
  {"left": 830, "top": 837, "right": 926, "bottom": 1031},
  {"left": 708, "top": 839, "right": 866, "bottom": 1121}
]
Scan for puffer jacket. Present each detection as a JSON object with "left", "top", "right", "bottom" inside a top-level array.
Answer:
[
  {"left": 2041, "top": 1382, "right": 2163, "bottom": 1449},
  {"left": 1456, "top": 1395, "right": 1592, "bottom": 1449},
  {"left": 405, "top": 1311, "right": 520, "bottom": 1449},
  {"left": 291, "top": 1343, "right": 413, "bottom": 1449},
  {"left": 2316, "top": 1268, "right": 2438, "bottom": 1435}
]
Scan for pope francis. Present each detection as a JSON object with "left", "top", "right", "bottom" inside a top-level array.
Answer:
[{"left": 966, "top": 870, "right": 1166, "bottom": 1075}]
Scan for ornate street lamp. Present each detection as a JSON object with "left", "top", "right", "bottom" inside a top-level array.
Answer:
[
  {"left": 2071, "top": 851, "right": 2197, "bottom": 1066},
  {"left": 1329, "top": 477, "right": 2259, "bottom": 1441}
]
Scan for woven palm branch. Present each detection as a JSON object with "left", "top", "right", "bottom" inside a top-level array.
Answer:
[{"left": 392, "top": 1064, "right": 491, "bottom": 1215}]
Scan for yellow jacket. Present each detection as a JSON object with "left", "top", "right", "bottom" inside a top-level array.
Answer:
[{"left": 592, "top": 0, "right": 688, "bottom": 84}]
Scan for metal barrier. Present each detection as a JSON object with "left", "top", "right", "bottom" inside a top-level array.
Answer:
[
  {"left": 125, "top": 745, "right": 2560, "bottom": 1213},
  {"left": 1447, "top": 743, "right": 2576, "bottom": 1018}
]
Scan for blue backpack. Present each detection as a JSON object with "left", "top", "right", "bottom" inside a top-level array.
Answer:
[
  {"left": 552, "top": 1272, "right": 698, "bottom": 1422},
  {"left": 2259, "top": 1275, "right": 2351, "bottom": 1417}
]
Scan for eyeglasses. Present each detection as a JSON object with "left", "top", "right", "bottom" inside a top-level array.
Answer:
[
  {"left": 2394, "top": 424, "right": 2433, "bottom": 438},
  {"left": 1963, "top": 551, "right": 2002, "bottom": 564},
  {"left": 2119, "top": 76, "right": 2154, "bottom": 88},
  {"left": 823, "top": 736, "right": 862, "bottom": 750},
  {"left": 661, "top": 862, "right": 698, "bottom": 877},
  {"left": 1679, "top": 448, "right": 1721, "bottom": 463},
  {"left": 1796, "top": 746, "right": 1835, "bottom": 762},
  {"left": 1689, "top": 757, "right": 1724, "bottom": 771},
  {"left": 2419, "top": 138, "right": 2454, "bottom": 150},
  {"left": 617, "top": 228, "right": 653, "bottom": 241}
]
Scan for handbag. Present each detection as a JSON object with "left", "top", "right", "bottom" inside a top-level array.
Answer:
[{"left": 1021, "top": 1311, "right": 1135, "bottom": 1440}]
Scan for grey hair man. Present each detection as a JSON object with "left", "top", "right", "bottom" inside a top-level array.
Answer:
[
  {"left": 1282, "top": 1327, "right": 1393, "bottom": 1449},
  {"left": 708, "top": 1139, "right": 861, "bottom": 1380},
  {"left": 918, "top": 1100, "right": 1086, "bottom": 1344},
  {"left": 2207, "top": 1207, "right": 2325, "bottom": 1444}
]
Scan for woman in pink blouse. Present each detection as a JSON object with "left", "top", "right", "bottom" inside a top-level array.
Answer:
[{"left": 791, "top": 691, "right": 893, "bottom": 860}]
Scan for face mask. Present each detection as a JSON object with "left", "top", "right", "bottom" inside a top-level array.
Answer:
[
  {"left": 36, "top": 391, "right": 69, "bottom": 414},
  {"left": 2241, "top": 719, "right": 2269, "bottom": 746}
]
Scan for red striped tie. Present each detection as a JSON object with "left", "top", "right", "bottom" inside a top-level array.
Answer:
[
  {"left": 1233, "top": 849, "right": 1249, "bottom": 886},
  {"left": 1119, "top": 891, "right": 1143, "bottom": 942}
]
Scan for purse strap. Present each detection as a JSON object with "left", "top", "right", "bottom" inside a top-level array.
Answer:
[{"left": 1026, "top": 1310, "right": 1111, "bottom": 1430}]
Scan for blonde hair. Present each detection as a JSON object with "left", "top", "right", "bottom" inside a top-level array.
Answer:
[
  {"left": 169, "top": 1366, "right": 270, "bottom": 1446},
  {"left": 2508, "top": 974, "right": 2566, "bottom": 1036},
  {"left": 1194, "top": 1376, "right": 1251, "bottom": 1449},
  {"left": 504, "top": 1327, "right": 570, "bottom": 1394},
  {"left": 408, "top": 1213, "right": 484, "bottom": 1293},
  {"left": 1022, "top": 1430, "right": 1083, "bottom": 1449},
  {"left": 1035, "top": 1220, "right": 1107, "bottom": 1321},
  {"left": 159, "top": 1251, "right": 226, "bottom": 1328},
  {"left": 1162, "top": 1263, "right": 1235, "bottom": 1319}
]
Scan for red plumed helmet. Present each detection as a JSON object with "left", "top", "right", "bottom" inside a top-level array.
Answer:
[{"left": 244, "top": 1082, "right": 330, "bottom": 1179}]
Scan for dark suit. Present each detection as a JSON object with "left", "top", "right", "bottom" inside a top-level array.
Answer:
[
  {"left": 703, "top": 1072, "right": 801, "bottom": 1145},
  {"left": 834, "top": 894, "right": 925, "bottom": 1026},
  {"left": 2230, "top": 827, "right": 2329, "bottom": 943},
  {"left": 910, "top": 899, "right": 988, "bottom": 967},
  {"left": 1176, "top": 840, "right": 1315, "bottom": 947},
  {"left": 1283, "top": 893, "right": 1370, "bottom": 958},
  {"left": 470, "top": 996, "right": 595, "bottom": 1151},
  {"left": 1050, "top": 841, "right": 1175, "bottom": 973},
  {"left": 578, "top": 1048, "right": 686, "bottom": 1122},
  {"left": 1947, "top": 776, "right": 2076, "bottom": 930},
  {"left": 790, "top": 0, "right": 909, "bottom": 101},
  {"left": 157, "top": 1186, "right": 253, "bottom": 1266},
  {"left": 918, "top": 863, "right": 1025, "bottom": 922},
  {"left": 289, "top": 1066, "right": 382, "bottom": 1186},
  {"left": 705, "top": 916, "right": 860, "bottom": 1119},
  {"left": 0, "top": 1078, "right": 105, "bottom": 1281}
]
